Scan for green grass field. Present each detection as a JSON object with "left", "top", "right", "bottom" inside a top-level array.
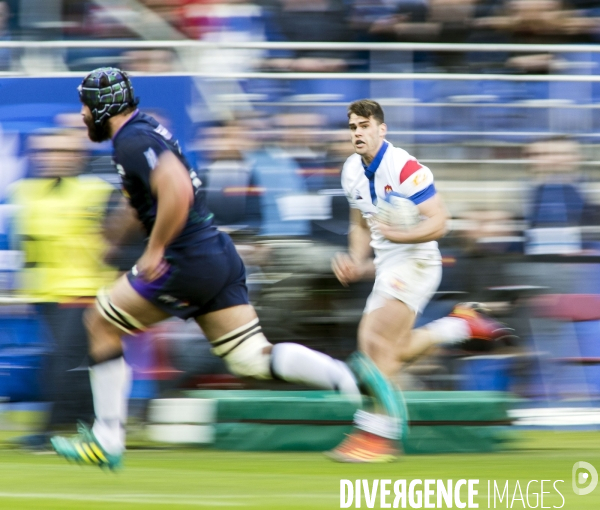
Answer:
[{"left": 0, "top": 432, "right": 598, "bottom": 509}]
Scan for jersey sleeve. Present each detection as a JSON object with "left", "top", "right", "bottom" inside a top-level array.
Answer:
[
  {"left": 114, "top": 133, "right": 171, "bottom": 187},
  {"left": 397, "top": 158, "right": 436, "bottom": 205},
  {"left": 341, "top": 157, "right": 360, "bottom": 209}
]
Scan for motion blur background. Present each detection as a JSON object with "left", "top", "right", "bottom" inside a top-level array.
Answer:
[{"left": 1, "top": 0, "right": 600, "bottom": 443}]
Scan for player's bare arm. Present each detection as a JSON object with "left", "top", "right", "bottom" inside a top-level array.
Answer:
[
  {"left": 375, "top": 193, "right": 449, "bottom": 244},
  {"left": 332, "top": 208, "right": 375, "bottom": 286},
  {"left": 137, "top": 151, "right": 194, "bottom": 281},
  {"left": 103, "top": 195, "right": 143, "bottom": 245}
]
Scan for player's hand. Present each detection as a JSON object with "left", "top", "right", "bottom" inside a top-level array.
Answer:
[
  {"left": 332, "top": 252, "right": 363, "bottom": 287},
  {"left": 135, "top": 247, "right": 169, "bottom": 282},
  {"left": 372, "top": 218, "right": 408, "bottom": 243}
]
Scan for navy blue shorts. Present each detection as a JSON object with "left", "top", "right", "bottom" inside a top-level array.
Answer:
[{"left": 127, "top": 231, "right": 249, "bottom": 320}]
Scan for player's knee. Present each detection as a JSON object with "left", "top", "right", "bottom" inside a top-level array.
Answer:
[
  {"left": 210, "top": 319, "right": 273, "bottom": 379},
  {"left": 85, "top": 302, "right": 118, "bottom": 338},
  {"left": 95, "top": 287, "right": 146, "bottom": 336}
]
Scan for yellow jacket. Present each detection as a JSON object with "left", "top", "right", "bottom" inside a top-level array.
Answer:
[{"left": 10, "top": 176, "right": 117, "bottom": 301}]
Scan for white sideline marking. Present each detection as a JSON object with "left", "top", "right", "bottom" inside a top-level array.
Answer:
[
  {"left": 509, "top": 407, "right": 600, "bottom": 426},
  {"left": 0, "top": 492, "right": 244, "bottom": 506}
]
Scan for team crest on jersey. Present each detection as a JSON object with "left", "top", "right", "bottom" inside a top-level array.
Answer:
[{"left": 384, "top": 184, "right": 392, "bottom": 194}]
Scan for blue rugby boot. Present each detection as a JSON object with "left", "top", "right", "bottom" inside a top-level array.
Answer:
[{"left": 51, "top": 422, "right": 123, "bottom": 471}]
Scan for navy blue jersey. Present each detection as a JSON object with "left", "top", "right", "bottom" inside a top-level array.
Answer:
[{"left": 112, "top": 111, "right": 217, "bottom": 248}]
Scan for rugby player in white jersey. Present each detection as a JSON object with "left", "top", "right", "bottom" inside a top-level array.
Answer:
[{"left": 328, "top": 99, "right": 513, "bottom": 462}]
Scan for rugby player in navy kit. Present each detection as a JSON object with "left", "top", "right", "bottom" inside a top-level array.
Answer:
[{"left": 51, "top": 67, "right": 362, "bottom": 469}]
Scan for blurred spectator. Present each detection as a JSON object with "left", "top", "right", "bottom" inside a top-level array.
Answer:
[
  {"left": 86, "top": 0, "right": 185, "bottom": 39},
  {"left": 18, "top": 0, "right": 63, "bottom": 38},
  {"left": 459, "top": 209, "right": 522, "bottom": 256},
  {"left": 263, "top": 0, "right": 353, "bottom": 72},
  {"left": 181, "top": 0, "right": 268, "bottom": 123},
  {"left": 364, "top": 0, "right": 497, "bottom": 72},
  {"left": 9, "top": 128, "right": 117, "bottom": 447},
  {"left": 122, "top": 49, "right": 178, "bottom": 72},
  {"left": 526, "top": 136, "right": 585, "bottom": 222},
  {"left": 0, "top": 1, "right": 12, "bottom": 70},
  {"left": 184, "top": 0, "right": 264, "bottom": 39},
  {"left": 139, "top": 0, "right": 183, "bottom": 33},
  {"left": 349, "top": 0, "right": 427, "bottom": 42},
  {"left": 368, "top": 0, "right": 476, "bottom": 43},
  {"left": 199, "top": 118, "right": 259, "bottom": 228},
  {"left": 62, "top": 0, "right": 88, "bottom": 35},
  {"left": 184, "top": 0, "right": 267, "bottom": 72},
  {"left": 523, "top": 136, "right": 600, "bottom": 254},
  {"left": 248, "top": 113, "right": 321, "bottom": 236},
  {"left": 477, "top": 0, "right": 598, "bottom": 44},
  {"left": 326, "top": 127, "right": 355, "bottom": 166},
  {"left": 475, "top": 0, "right": 600, "bottom": 73},
  {"left": 198, "top": 114, "right": 310, "bottom": 235},
  {"left": 274, "top": 112, "right": 332, "bottom": 191},
  {"left": 82, "top": 3, "right": 138, "bottom": 39}
]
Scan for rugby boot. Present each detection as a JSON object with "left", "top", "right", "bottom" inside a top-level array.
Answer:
[
  {"left": 51, "top": 422, "right": 122, "bottom": 471},
  {"left": 326, "top": 429, "right": 401, "bottom": 463},
  {"left": 449, "top": 302, "right": 517, "bottom": 352}
]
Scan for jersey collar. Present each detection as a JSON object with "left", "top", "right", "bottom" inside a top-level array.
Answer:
[
  {"left": 112, "top": 109, "right": 140, "bottom": 140},
  {"left": 362, "top": 140, "right": 389, "bottom": 204}
]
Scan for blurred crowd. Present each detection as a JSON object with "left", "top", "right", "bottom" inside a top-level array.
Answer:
[{"left": 1, "top": 0, "right": 600, "bottom": 73}]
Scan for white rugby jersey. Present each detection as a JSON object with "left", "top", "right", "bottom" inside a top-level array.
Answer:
[{"left": 341, "top": 140, "right": 441, "bottom": 266}]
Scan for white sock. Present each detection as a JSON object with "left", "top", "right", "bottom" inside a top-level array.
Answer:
[
  {"left": 90, "top": 356, "right": 132, "bottom": 455},
  {"left": 354, "top": 409, "right": 400, "bottom": 439},
  {"left": 271, "top": 343, "right": 360, "bottom": 397},
  {"left": 423, "top": 316, "right": 471, "bottom": 345}
]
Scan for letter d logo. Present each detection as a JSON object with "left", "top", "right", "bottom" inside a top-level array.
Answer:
[{"left": 572, "top": 461, "right": 598, "bottom": 496}]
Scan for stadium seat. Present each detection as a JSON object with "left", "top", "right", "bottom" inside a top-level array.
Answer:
[
  {"left": 410, "top": 79, "right": 442, "bottom": 142},
  {"left": 288, "top": 78, "right": 368, "bottom": 103},
  {"left": 476, "top": 80, "right": 520, "bottom": 138},
  {"left": 0, "top": 307, "right": 49, "bottom": 402},
  {"left": 528, "top": 294, "right": 600, "bottom": 322},
  {"left": 458, "top": 355, "right": 513, "bottom": 392},
  {"left": 284, "top": 79, "right": 369, "bottom": 124},
  {"left": 528, "top": 294, "right": 600, "bottom": 400}
]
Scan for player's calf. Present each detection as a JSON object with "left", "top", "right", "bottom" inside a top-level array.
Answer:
[{"left": 210, "top": 319, "right": 360, "bottom": 395}]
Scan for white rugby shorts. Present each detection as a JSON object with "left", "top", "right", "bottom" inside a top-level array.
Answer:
[{"left": 364, "top": 255, "right": 442, "bottom": 315}]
